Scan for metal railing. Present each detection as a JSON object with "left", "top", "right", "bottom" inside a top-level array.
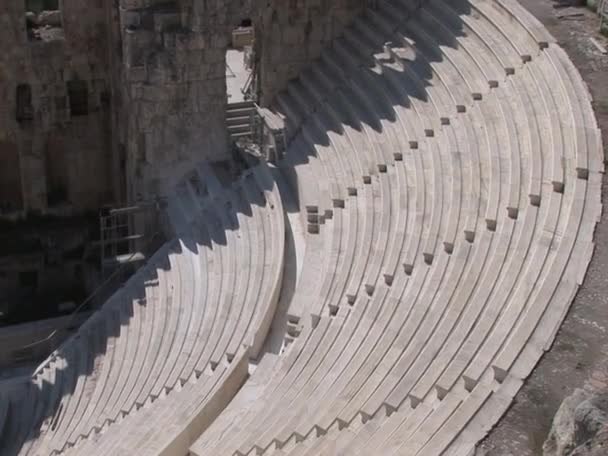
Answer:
[
  {"left": 99, "top": 202, "right": 158, "bottom": 278},
  {"left": 251, "top": 103, "right": 287, "bottom": 163},
  {"left": 241, "top": 45, "right": 258, "bottom": 101},
  {"left": 241, "top": 67, "right": 256, "bottom": 101}
]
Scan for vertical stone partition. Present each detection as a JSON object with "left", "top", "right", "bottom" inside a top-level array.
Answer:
[
  {"left": 255, "top": 0, "right": 367, "bottom": 105},
  {"left": 118, "top": 0, "right": 243, "bottom": 201},
  {"left": 0, "top": 0, "right": 113, "bottom": 215}
]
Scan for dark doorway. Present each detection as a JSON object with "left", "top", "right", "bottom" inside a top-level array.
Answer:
[{"left": 67, "top": 80, "right": 89, "bottom": 117}]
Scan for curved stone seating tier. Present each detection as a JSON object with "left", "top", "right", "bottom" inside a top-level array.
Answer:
[
  {"left": 0, "top": 162, "right": 285, "bottom": 456},
  {"left": 0, "top": 0, "right": 603, "bottom": 455},
  {"left": 189, "top": 0, "right": 602, "bottom": 455},
  {"left": 0, "top": 381, "right": 35, "bottom": 455},
  {"left": 64, "top": 347, "right": 250, "bottom": 456}
]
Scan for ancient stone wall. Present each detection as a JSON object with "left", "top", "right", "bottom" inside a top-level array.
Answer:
[
  {"left": 0, "top": 0, "right": 114, "bottom": 216},
  {"left": 118, "top": 0, "right": 256, "bottom": 200},
  {"left": 1, "top": 0, "right": 368, "bottom": 208},
  {"left": 255, "top": 0, "right": 368, "bottom": 105},
  {"left": 0, "top": 0, "right": 369, "bottom": 325}
]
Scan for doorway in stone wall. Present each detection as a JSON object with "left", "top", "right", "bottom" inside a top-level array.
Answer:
[
  {"left": 226, "top": 18, "right": 257, "bottom": 145},
  {"left": 25, "top": 0, "right": 64, "bottom": 41},
  {"left": 226, "top": 18, "right": 256, "bottom": 104}
]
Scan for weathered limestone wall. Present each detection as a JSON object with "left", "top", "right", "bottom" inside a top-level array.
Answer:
[
  {"left": 255, "top": 0, "right": 368, "bottom": 105},
  {"left": 118, "top": 0, "right": 256, "bottom": 200},
  {"left": 0, "top": 0, "right": 114, "bottom": 216},
  {"left": 0, "top": 0, "right": 367, "bottom": 326},
  {"left": 1, "top": 0, "right": 366, "bottom": 208}
]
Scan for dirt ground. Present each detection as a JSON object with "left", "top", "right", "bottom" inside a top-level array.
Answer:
[{"left": 476, "top": 2, "right": 608, "bottom": 455}]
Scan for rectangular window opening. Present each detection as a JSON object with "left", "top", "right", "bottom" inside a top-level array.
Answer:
[
  {"left": 0, "top": 141, "right": 24, "bottom": 213},
  {"left": 67, "top": 80, "right": 89, "bottom": 117},
  {"left": 25, "top": 0, "right": 64, "bottom": 42},
  {"left": 19, "top": 270, "right": 39, "bottom": 289},
  {"left": 16, "top": 84, "right": 34, "bottom": 123},
  {"left": 44, "top": 135, "right": 69, "bottom": 206}
]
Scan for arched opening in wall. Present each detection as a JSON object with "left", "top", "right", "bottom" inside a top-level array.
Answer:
[
  {"left": 25, "top": 0, "right": 64, "bottom": 42},
  {"left": 226, "top": 18, "right": 256, "bottom": 145},
  {"left": 0, "top": 141, "right": 24, "bottom": 214},
  {"left": 227, "top": 18, "right": 255, "bottom": 103}
]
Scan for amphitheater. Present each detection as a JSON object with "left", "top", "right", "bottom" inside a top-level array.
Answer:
[{"left": 0, "top": 0, "right": 604, "bottom": 454}]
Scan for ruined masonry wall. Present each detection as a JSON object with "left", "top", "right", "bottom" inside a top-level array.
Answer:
[
  {"left": 120, "top": 0, "right": 367, "bottom": 199},
  {"left": 0, "top": 0, "right": 367, "bottom": 209},
  {"left": 0, "top": 0, "right": 114, "bottom": 214},
  {"left": 256, "top": 0, "right": 368, "bottom": 105},
  {"left": 119, "top": 0, "right": 254, "bottom": 200}
]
